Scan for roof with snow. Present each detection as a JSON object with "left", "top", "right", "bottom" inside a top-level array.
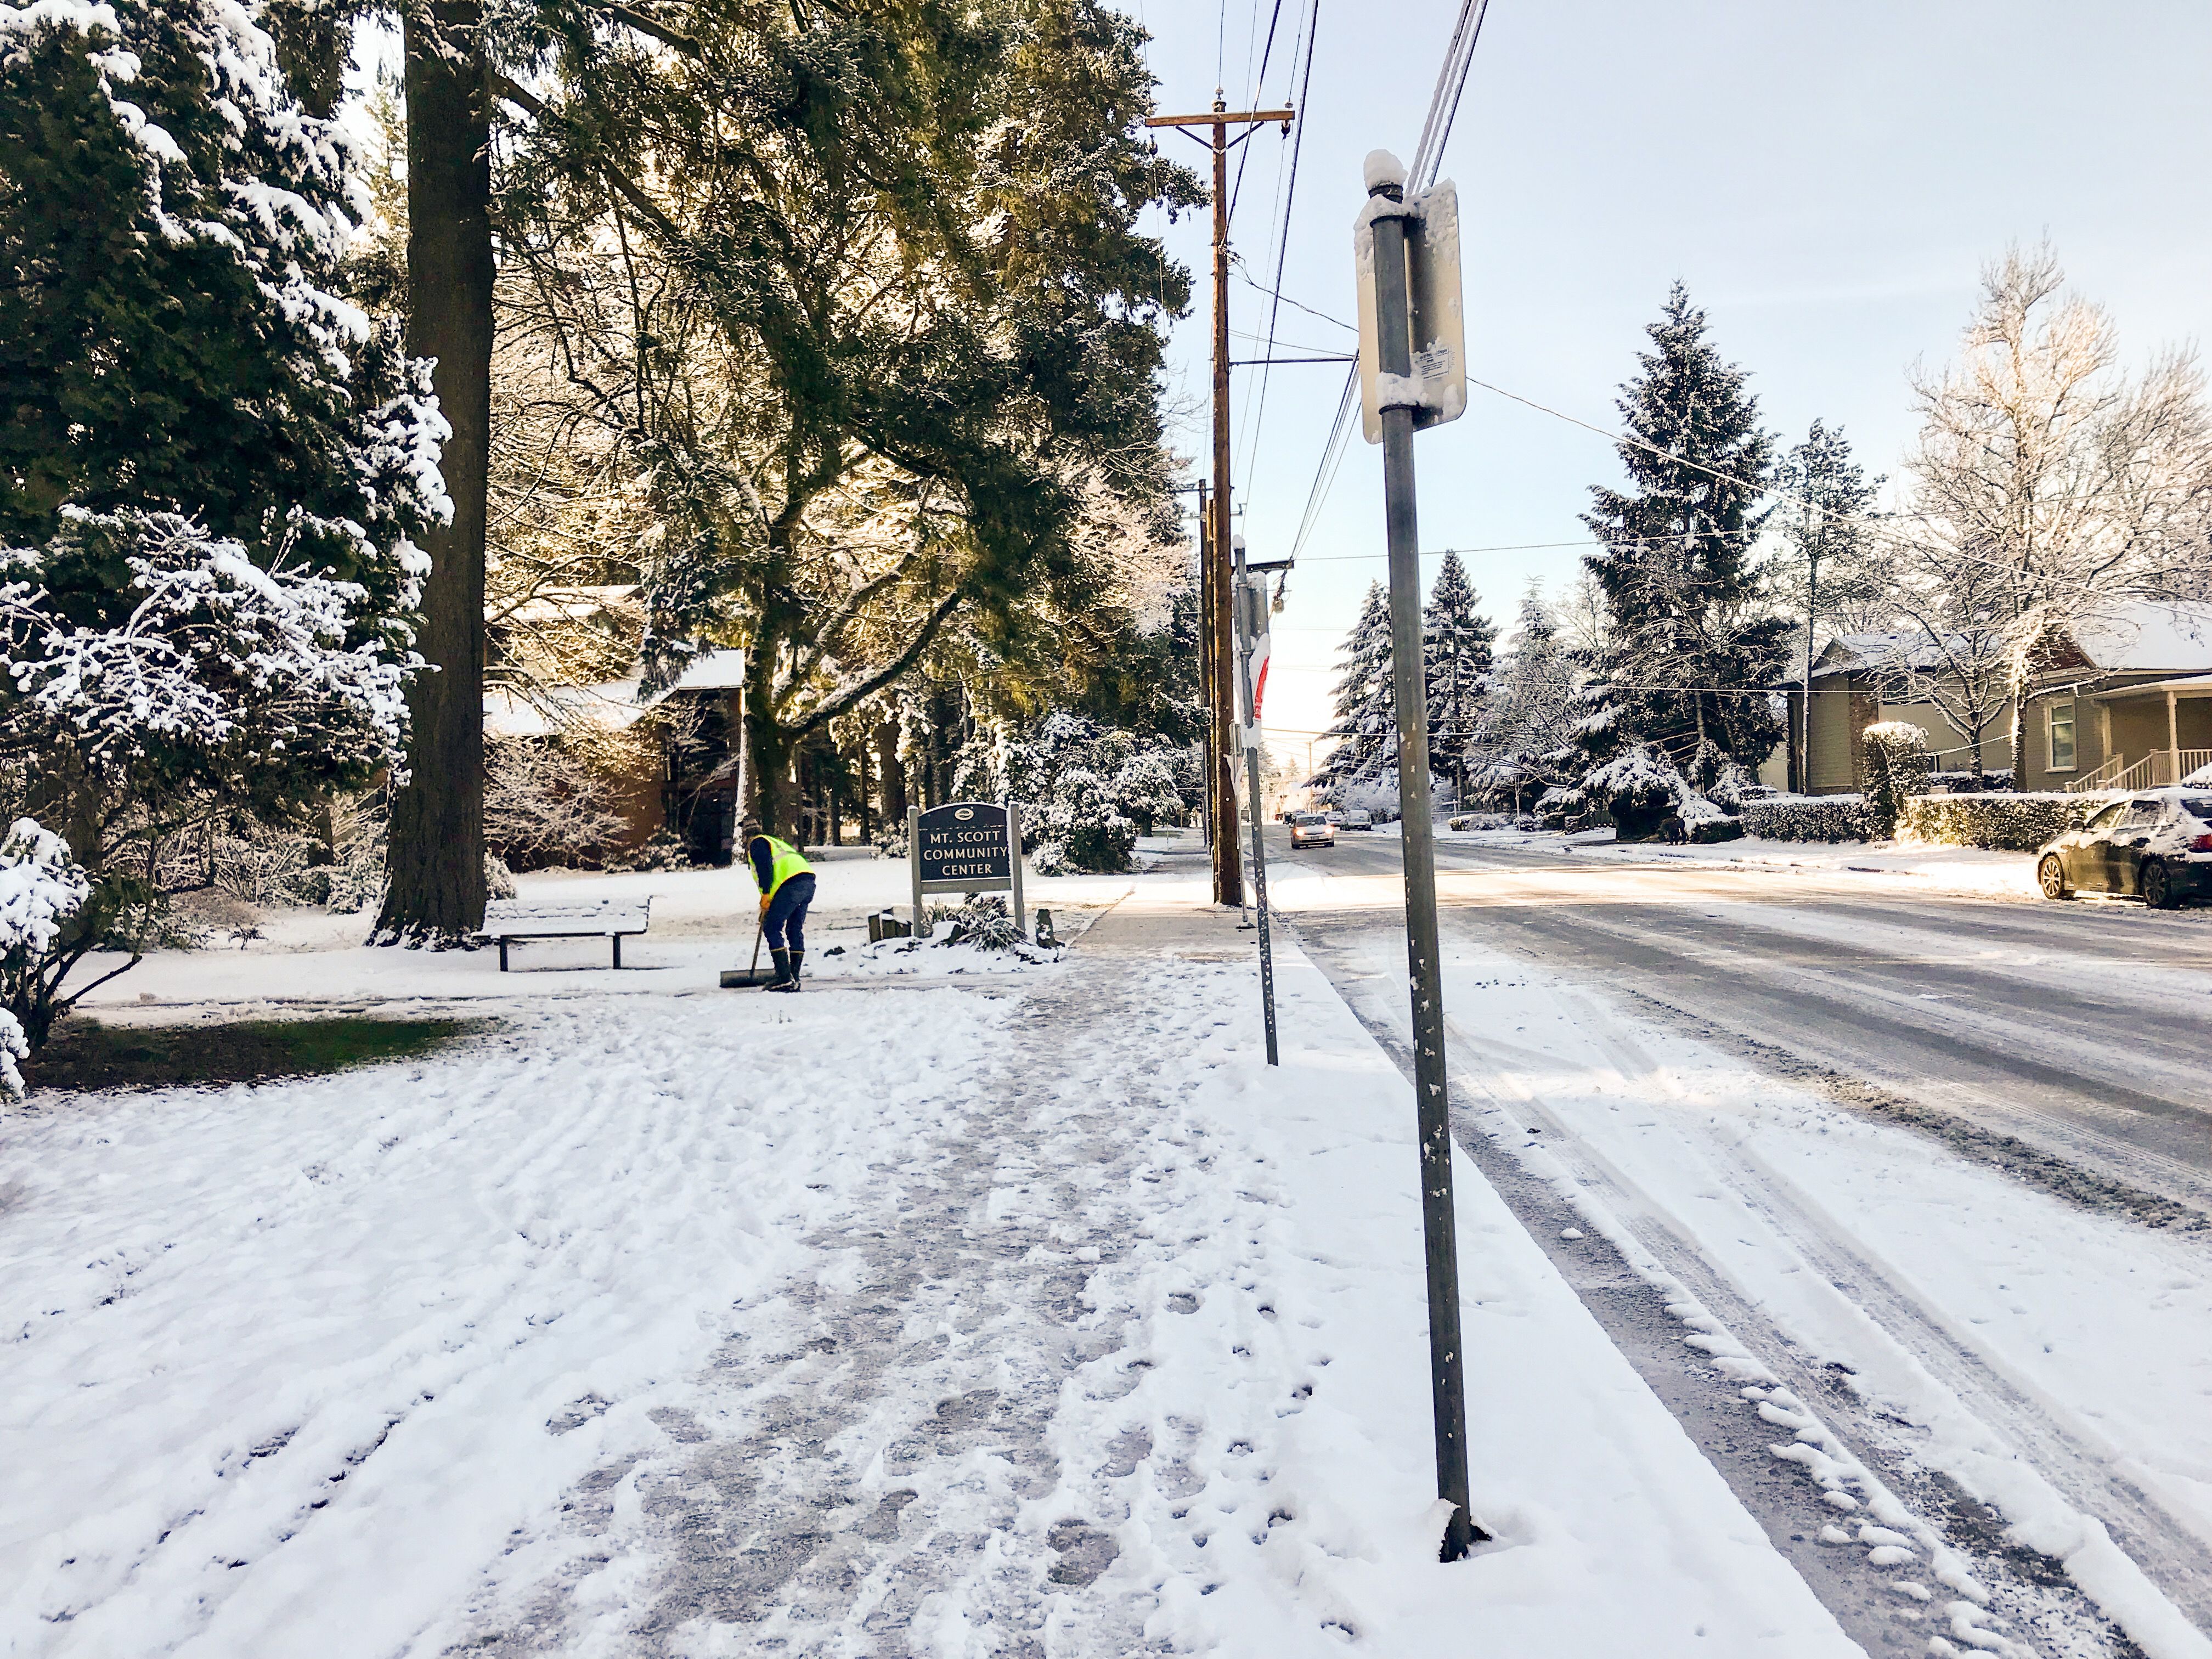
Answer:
[
  {"left": 2069, "top": 602, "right": 2212, "bottom": 672},
  {"left": 1804, "top": 602, "right": 2212, "bottom": 682},
  {"left": 668, "top": 649, "right": 748, "bottom": 692},
  {"left": 484, "top": 681, "right": 650, "bottom": 740}
]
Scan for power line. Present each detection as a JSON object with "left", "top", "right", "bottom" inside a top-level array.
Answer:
[
  {"left": 1409, "top": 0, "right": 1493, "bottom": 189},
  {"left": 1288, "top": 0, "right": 1490, "bottom": 563},
  {"left": 1239, "top": 0, "right": 1321, "bottom": 488}
]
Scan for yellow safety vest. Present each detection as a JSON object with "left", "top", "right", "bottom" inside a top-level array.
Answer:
[{"left": 750, "top": 834, "right": 814, "bottom": 899}]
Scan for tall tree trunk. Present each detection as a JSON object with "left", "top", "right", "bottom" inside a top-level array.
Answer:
[
  {"left": 379, "top": 0, "right": 492, "bottom": 944},
  {"left": 877, "top": 723, "right": 906, "bottom": 826}
]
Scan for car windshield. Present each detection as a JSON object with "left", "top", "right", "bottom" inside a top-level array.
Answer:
[
  {"left": 2181, "top": 798, "right": 2212, "bottom": 821},
  {"left": 2087, "top": 802, "right": 2126, "bottom": 831}
]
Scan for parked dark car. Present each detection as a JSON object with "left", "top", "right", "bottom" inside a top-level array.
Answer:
[
  {"left": 2037, "top": 790, "right": 2212, "bottom": 908},
  {"left": 1289, "top": 811, "right": 1335, "bottom": 849}
]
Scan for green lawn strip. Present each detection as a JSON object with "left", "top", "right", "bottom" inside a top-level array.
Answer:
[{"left": 25, "top": 1015, "right": 485, "bottom": 1094}]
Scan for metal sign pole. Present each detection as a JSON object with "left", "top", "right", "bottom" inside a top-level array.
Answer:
[
  {"left": 907, "top": 805, "right": 926, "bottom": 936},
  {"left": 1007, "top": 800, "right": 1026, "bottom": 938},
  {"left": 1361, "top": 149, "right": 1481, "bottom": 1564},
  {"left": 1233, "top": 540, "right": 1280, "bottom": 1066}
]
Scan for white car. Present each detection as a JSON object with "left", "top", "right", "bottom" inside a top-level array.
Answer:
[
  {"left": 1340, "top": 808, "right": 1374, "bottom": 831},
  {"left": 1289, "top": 811, "right": 1335, "bottom": 849}
]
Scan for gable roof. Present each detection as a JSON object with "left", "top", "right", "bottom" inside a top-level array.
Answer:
[{"left": 2070, "top": 602, "right": 2212, "bottom": 672}]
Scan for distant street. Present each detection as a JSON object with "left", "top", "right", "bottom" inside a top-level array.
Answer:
[{"left": 1271, "top": 825, "right": 2212, "bottom": 1209}]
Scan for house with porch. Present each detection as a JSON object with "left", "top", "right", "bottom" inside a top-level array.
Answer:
[{"left": 1783, "top": 601, "right": 2212, "bottom": 795}]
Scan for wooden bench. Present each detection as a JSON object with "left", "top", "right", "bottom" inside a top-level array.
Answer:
[{"left": 483, "top": 897, "right": 652, "bottom": 971}]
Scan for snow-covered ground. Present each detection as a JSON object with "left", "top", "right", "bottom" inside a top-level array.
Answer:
[
  {"left": 69, "top": 857, "right": 1147, "bottom": 1012},
  {"left": 1277, "top": 854, "right": 2212, "bottom": 1659},
  {"left": 4, "top": 861, "right": 1884, "bottom": 1657},
  {"left": 1437, "top": 825, "right": 2039, "bottom": 901}
]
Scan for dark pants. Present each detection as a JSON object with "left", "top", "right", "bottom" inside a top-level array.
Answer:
[{"left": 764, "top": 872, "right": 815, "bottom": 953}]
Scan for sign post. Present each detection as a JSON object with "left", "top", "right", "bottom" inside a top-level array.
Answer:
[
  {"left": 909, "top": 802, "right": 1025, "bottom": 938},
  {"left": 1354, "top": 148, "right": 1486, "bottom": 1564},
  {"left": 1233, "top": 540, "right": 1280, "bottom": 1067}
]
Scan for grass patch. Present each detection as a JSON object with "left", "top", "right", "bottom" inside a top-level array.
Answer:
[{"left": 24, "top": 1015, "right": 482, "bottom": 1094}]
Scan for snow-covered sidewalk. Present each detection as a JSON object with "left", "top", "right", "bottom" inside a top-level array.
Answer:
[{"left": 4, "top": 876, "right": 1866, "bottom": 1656}]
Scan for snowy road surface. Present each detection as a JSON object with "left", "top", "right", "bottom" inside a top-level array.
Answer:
[
  {"left": 1274, "top": 825, "right": 2212, "bottom": 1658},
  {"left": 5, "top": 875, "right": 1885, "bottom": 1657}
]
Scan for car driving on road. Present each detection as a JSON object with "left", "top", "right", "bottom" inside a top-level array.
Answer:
[
  {"left": 2037, "top": 789, "right": 2212, "bottom": 907},
  {"left": 1289, "top": 811, "right": 1335, "bottom": 849}
]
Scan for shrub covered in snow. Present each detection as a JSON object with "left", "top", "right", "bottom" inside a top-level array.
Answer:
[
  {"left": 1447, "top": 812, "right": 1541, "bottom": 832},
  {"left": 1740, "top": 795, "right": 1868, "bottom": 842},
  {"left": 1040, "top": 768, "right": 1136, "bottom": 873},
  {"left": 1028, "top": 841, "right": 1070, "bottom": 877},
  {"left": 1576, "top": 743, "right": 1735, "bottom": 842},
  {"left": 1110, "top": 752, "right": 1184, "bottom": 835},
  {"left": 0, "top": 817, "right": 97, "bottom": 1080},
  {"left": 1860, "top": 723, "right": 1934, "bottom": 837},
  {"left": 947, "top": 893, "right": 1021, "bottom": 950},
  {"left": 1897, "top": 792, "right": 2097, "bottom": 852}
]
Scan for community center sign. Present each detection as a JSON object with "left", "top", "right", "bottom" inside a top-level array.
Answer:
[{"left": 907, "top": 802, "right": 1025, "bottom": 936}]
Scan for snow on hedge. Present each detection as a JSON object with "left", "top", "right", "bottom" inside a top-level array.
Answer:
[
  {"left": 1898, "top": 792, "right": 2101, "bottom": 853},
  {"left": 1740, "top": 795, "right": 1869, "bottom": 843}
]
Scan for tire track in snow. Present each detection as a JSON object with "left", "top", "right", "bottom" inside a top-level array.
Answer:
[{"left": 1290, "top": 921, "right": 2168, "bottom": 1659}]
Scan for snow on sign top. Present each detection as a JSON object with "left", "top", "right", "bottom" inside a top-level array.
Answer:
[{"left": 1353, "top": 176, "right": 1466, "bottom": 445}]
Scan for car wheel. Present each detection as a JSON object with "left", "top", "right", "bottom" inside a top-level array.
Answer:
[
  {"left": 2141, "top": 859, "right": 2177, "bottom": 910},
  {"left": 2037, "top": 855, "right": 2073, "bottom": 900}
]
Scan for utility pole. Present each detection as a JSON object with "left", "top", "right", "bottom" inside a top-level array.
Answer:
[
  {"left": 1354, "top": 149, "right": 1485, "bottom": 1564},
  {"left": 1197, "top": 481, "right": 1215, "bottom": 847},
  {"left": 1148, "top": 94, "right": 1291, "bottom": 906}
]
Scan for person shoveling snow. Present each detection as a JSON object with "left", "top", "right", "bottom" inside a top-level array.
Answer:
[{"left": 740, "top": 817, "right": 814, "bottom": 992}]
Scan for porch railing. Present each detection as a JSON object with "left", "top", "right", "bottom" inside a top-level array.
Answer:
[{"left": 2065, "top": 748, "right": 2212, "bottom": 794}]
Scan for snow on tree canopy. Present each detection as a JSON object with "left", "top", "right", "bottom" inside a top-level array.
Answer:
[
  {"left": 0, "top": 0, "right": 445, "bottom": 817},
  {"left": 1310, "top": 582, "right": 1397, "bottom": 793}
]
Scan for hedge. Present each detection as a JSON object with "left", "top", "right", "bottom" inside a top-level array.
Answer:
[
  {"left": 1740, "top": 795, "right": 1868, "bottom": 842},
  {"left": 1897, "top": 792, "right": 2102, "bottom": 851}
]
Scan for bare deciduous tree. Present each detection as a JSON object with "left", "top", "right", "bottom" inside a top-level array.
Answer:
[{"left": 1894, "top": 242, "right": 2212, "bottom": 777}]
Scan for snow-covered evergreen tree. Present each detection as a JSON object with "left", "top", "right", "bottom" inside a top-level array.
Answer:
[
  {"left": 1474, "top": 588, "right": 1582, "bottom": 810},
  {"left": 0, "top": 0, "right": 444, "bottom": 1012},
  {"left": 1575, "top": 284, "right": 1788, "bottom": 786},
  {"left": 1422, "top": 551, "right": 1495, "bottom": 803},
  {"left": 1308, "top": 582, "right": 1395, "bottom": 797}
]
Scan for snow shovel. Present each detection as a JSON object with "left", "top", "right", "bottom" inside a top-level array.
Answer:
[{"left": 719, "top": 916, "right": 778, "bottom": 989}]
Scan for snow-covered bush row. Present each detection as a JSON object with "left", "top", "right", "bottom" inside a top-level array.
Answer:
[
  {"left": 1897, "top": 792, "right": 2098, "bottom": 852},
  {"left": 1447, "top": 812, "right": 1541, "bottom": 832},
  {"left": 1740, "top": 795, "right": 1869, "bottom": 843}
]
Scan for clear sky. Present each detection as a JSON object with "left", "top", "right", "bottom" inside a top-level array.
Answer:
[{"left": 1119, "top": 0, "right": 2212, "bottom": 771}]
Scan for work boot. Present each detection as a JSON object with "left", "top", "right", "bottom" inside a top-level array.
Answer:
[
  {"left": 762, "top": 946, "right": 792, "bottom": 989},
  {"left": 766, "top": 947, "right": 804, "bottom": 992}
]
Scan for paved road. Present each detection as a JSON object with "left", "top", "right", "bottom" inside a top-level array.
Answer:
[
  {"left": 1265, "top": 825, "right": 2212, "bottom": 1652},
  {"left": 1270, "top": 826, "right": 2212, "bottom": 1213}
]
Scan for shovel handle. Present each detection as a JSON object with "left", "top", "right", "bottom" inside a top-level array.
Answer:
[{"left": 748, "top": 914, "right": 764, "bottom": 975}]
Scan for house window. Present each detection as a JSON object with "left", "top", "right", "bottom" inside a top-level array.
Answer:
[{"left": 2047, "top": 701, "right": 2077, "bottom": 772}]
